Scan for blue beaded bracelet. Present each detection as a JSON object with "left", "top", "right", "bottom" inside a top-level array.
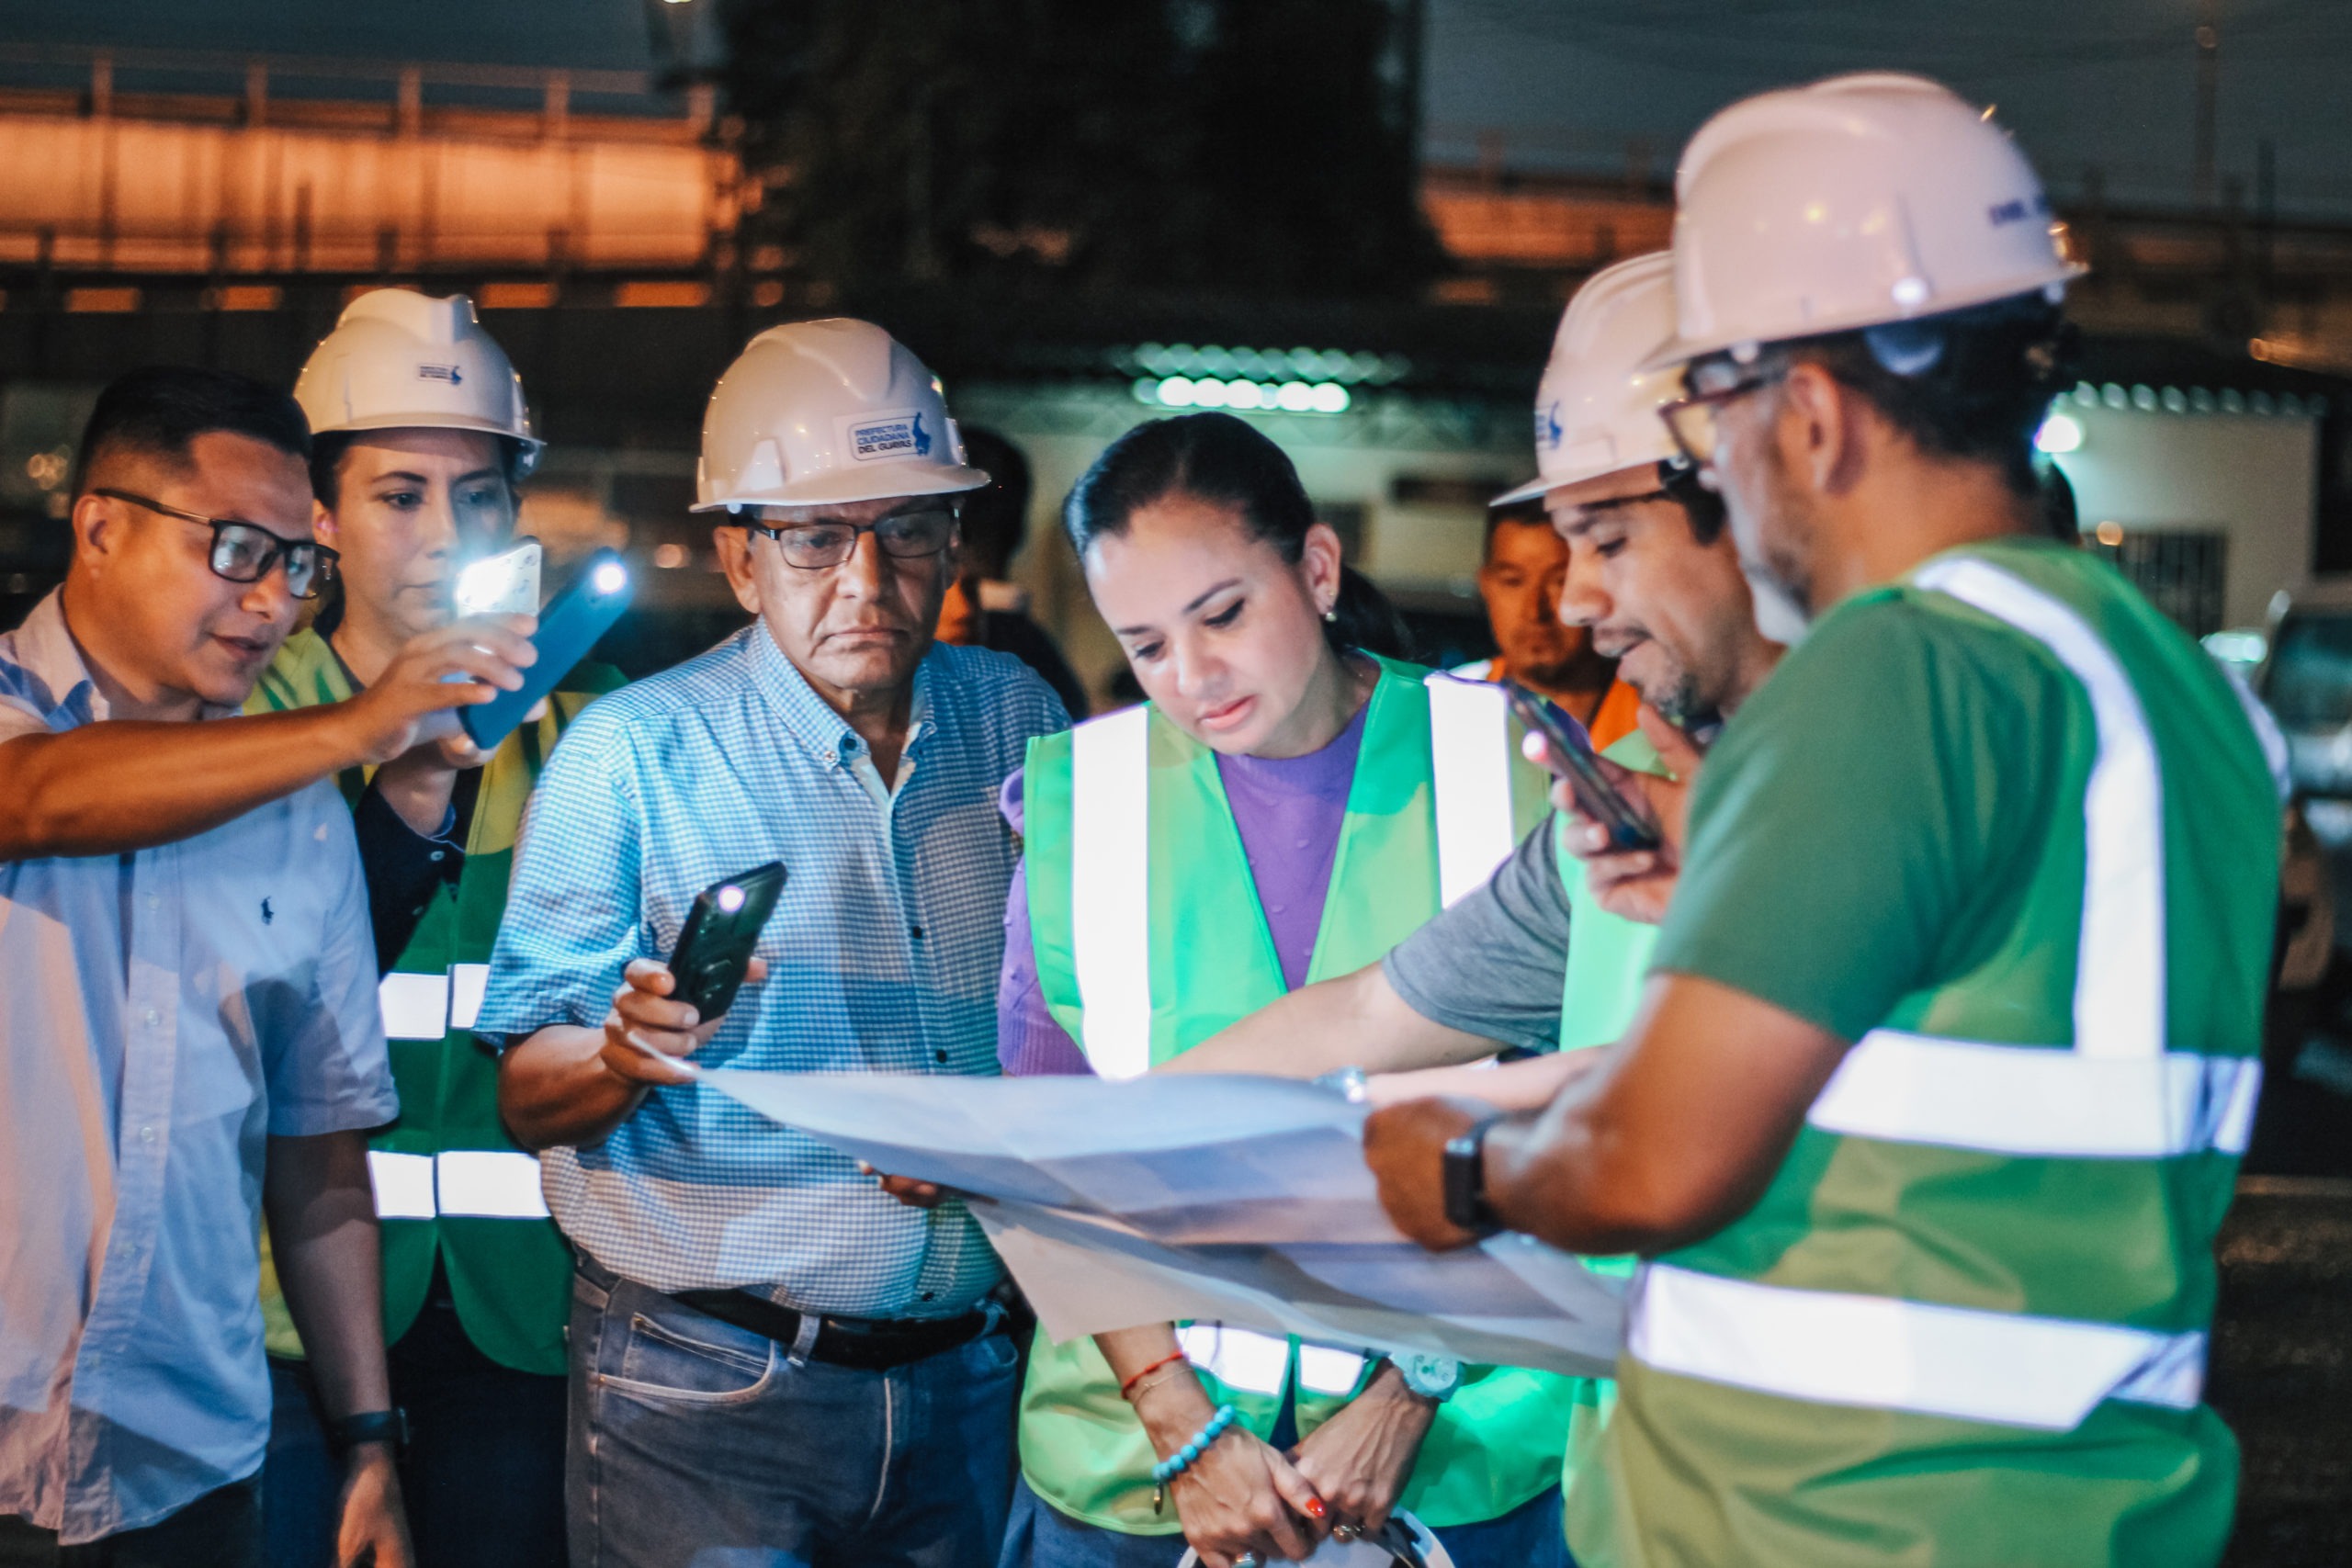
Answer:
[{"left": 1149, "top": 1404, "right": 1238, "bottom": 1511}]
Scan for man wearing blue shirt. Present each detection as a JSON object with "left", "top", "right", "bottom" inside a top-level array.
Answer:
[
  {"left": 0, "top": 368, "right": 534, "bottom": 1565},
  {"left": 486, "top": 320, "right": 1069, "bottom": 1568}
]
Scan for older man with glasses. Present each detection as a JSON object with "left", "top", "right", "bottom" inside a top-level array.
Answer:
[
  {"left": 483, "top": 320, "right": 1070, "bottom": 1568},
  {"left": 0, "top": 367, "right": 533, "bottom": 1567}
]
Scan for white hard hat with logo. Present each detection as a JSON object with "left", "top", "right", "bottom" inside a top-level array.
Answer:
[
  {"left": 693, "top": 317, "right": 989, "bottom": 512},
  {"left": 1647, "top": 72, "right": 2086, "bottom": 369},
  {"left": 1494, "top": 251, "right": 1682, "bottom": 506},
  {"left": 1174, "top": 1511, "right": 1455, "bottom": 1568},
  {"left": 294, "top": 288, "right": 540, "bottom": 473}
]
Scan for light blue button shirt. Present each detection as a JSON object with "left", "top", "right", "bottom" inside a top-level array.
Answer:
[
  {"left": 0, "top": 592, "right": 396, "bottom": 1543},
  {"left": 476, "top": 624, "right": 1068, "bottom": 1318}
]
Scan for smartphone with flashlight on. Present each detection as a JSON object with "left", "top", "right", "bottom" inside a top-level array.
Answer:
[
  {"left": 666, "top": 863, "right": 787, "bottom": 1021},
  {"left": 458, "top": 547, "right": 635, "bottom": 750},
  {"left": 1501, "top": 680, "right": 1663, "bottom": 853},
  {"left": 453, "top": 538, "right": 543, "bottom": 617}
]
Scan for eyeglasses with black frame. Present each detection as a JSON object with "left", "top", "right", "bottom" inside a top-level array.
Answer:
[
  {"left": 738, "top": 502, "right": 961, "bottom": 571},
  {"left": 1656, "top": 360, "right": 1791, "bottom": 468},
  {"left": 94, "top": 487, "right": 339, "bottom": 600}
]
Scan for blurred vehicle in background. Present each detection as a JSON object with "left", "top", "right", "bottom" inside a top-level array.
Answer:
[{"left": 2233, "top": 584, "right": 2352, "bottom": 1176}]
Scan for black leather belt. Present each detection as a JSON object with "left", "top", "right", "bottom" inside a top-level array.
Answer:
[{"left": 671, "top": 1289, "right": 993, "bottom": 1371}]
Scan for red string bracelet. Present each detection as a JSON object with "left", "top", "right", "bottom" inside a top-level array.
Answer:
[{"left": 1119, "top": 1350, "right": 1189, "bottom": 1402}]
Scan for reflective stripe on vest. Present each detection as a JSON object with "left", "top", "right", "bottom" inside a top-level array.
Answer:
[
  {"left": 367, "top": 1149, "right": 548, "bottom": 1220},
  {"left": 1629, "top": 1264, "right": 2207, "bottom": 1433},
  {"left": 381, "top": 964, "right": 492, "bottom": 1041},
  {"left": 1177, "top": 1323, "right": 1292, "bottom": 1395},
  {"left": 1070, "top": 706, "right": 1155, "bottom": 1081},
  {"left": 368, "top": 1151, "right": 437, "bottom": 1219},
  {"left": 1175, "top": 1324, "right": 1369, "bottom": 1399},
  {"left": 379, "top": 973, "right": 450, "bottom": 1042},
  {"left": 1810, "top": 1030, "right": 2261, "bottom": 1158},
  {"left": 448, "top": 964, "right": 491, "bottom": 1031},
  {"left": 1423, "top": 674, "right": 1517, "bottom": 908},
  {"left": 1627, "top": 558, "right": 2244, "bottom": 1427},
  {"left": 1066, "top": 688, "right": 1519, "bottom": 1081},
  {"left": 1925, "top": 556, "right": 2165, "bottom": 1059}
]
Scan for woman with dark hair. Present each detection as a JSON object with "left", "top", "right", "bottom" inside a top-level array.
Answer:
[{"left": 992, "top": 413, "right": 1575, "bottom": 1567}]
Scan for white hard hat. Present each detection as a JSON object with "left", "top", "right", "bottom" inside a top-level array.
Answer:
[
  {"left": 294, "top": 288, "right": 539, "bottom": 472},
  {"left": 1648, "top": 73, "right": 2086, "bottom": 369},
  {"left": 1495, "top": 252, "right": 1682, "bottom": 506},
  {"left": 693, "top": 317, "right": 989, "bottom": 512},
  {"left": 1175, "top": 1512, "right": 1454, "bottom": 1568}
]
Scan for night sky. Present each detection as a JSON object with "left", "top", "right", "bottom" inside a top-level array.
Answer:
[{"left": 6, "top": 0, "right": 2348, "bottom": 219}]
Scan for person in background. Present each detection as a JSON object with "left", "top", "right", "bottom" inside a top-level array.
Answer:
[
  {"left": 985, "top": 412, "right": 1575, "bottom": 1568},
  {"left": 0, "top": 367, "right": 530, "bottom": 1567},
  {"left": 1365, "top": 74, "right": 2278, "bottom": 1568},
  {"left": 249, "top": 289, "right": 615, "bottom": 1568},
  {"left": 935, "top": 427, "right": 1091, "bottom": 716},
  {"left": 1458, "top": 497, "right": 1637, "bottom": 749},
  {"left": 1155, "top": 254, "right": 1782, "bottom": 1568},
  {"left": 483, "top": 319, "right": 1068, "bottom": 1568}
]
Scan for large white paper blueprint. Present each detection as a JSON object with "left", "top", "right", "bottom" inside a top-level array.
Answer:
[{"left": 700, "top": 1068, "right": 1626, "bottom": 1377}]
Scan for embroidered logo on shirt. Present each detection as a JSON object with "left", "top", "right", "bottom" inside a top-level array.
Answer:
[{"left": 260, "top": 897, "right": 274, "bottom": 925}]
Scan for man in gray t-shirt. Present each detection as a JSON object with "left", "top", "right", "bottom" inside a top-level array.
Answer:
[{"left": 1380, "top": 818, "right": 1576, "bottom": 1055}]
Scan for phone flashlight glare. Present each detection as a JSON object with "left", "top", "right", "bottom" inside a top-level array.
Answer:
[{"left": 716, "top": 885, "right": 747, "bottom": 914}]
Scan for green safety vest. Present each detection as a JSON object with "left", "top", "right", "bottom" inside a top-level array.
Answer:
[
  {"left": 1548, "top": 729, "right": 1665, "bottom": 1568},
  {"left": 1018, "top": 655, "right": 1577, "bottom": 1533},
  {"left": 249, "top": 626, "right": 624, "bottom": 1375},
  {"left": 1603, "top": 545, "right": 2278, "bottom": 1567}
]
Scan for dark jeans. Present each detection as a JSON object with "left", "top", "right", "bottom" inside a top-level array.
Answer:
[
  {"left": 570, "top": 1257, "right": 1020, "bottom": 1568},
  {"left": 0, "top": 1477, "right": 263, "bottom": 1568},
  {"left": 997, "top": 1475, "right": 1571, "bottom": 1568},
  {"left": 264, "top": 1274, "right": 569, "bottom": 1568}
]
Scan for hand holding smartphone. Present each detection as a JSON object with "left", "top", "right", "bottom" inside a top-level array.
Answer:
[
  {"left": 459, "top": 548, "right": 634, "bottom": 750},
  {"left": 666, "top": 863, "right": 787, "bottom": 1022},
  {"left": 1500, "top": 681, "right": 1663, "bottom": 852}
]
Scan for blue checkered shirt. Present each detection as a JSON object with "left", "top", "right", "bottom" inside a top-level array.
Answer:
[{"left": 476, "top": 625, "right": 1068, "bottom": 1317}]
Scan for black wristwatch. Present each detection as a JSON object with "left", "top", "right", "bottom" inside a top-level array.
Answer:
[
  {"left": 329, "top": 1408, "right": 408, "bottom": 1453},
  {"left": 1442, "top": 1115, "right": 1505, "bottom": 1237}
]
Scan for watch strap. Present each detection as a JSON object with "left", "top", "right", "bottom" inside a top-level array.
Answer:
[
  {"left": 328, "top": 1408, "right": 407, "bottom": 1451},
  {"left": 1442, "top": 1114, "right": 1505, "bottom": 1236}
]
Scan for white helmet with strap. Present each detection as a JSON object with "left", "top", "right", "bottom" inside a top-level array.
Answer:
[
  {"left": 294, "top": 288, "right": 539, "bottom": 474},
  {"left": 1494, "top": 251, "right": 1682, "bottom": 506},
  {"left": 693, "top": 317, "right": 989, "bottom": 511},
  {"left": 1647, "top": 72, "right": 2086, "bottom": 369}
]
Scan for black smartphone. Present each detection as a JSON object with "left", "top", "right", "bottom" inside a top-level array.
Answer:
[
  {"left": 666, "top": 863, "right": 786, "bottom": 1021},
  {"left": 1500, "top": 681, "right": 1663, "bottom": 852},
  {"left": 460, "top": 548, "right": 635, "bottom": 750}
]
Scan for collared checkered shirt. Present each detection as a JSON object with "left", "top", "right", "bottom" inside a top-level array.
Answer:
[{"left": 475, "top": 624, "right": 1068, "bottom": 1318}]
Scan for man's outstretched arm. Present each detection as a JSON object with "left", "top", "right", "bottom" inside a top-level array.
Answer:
[
  {"left": 1365, "top": 974, "right": 1849, "bottom": 1256},
  {"left": 1154, "top": 960, "right": 1501, "bottom": 1079}
]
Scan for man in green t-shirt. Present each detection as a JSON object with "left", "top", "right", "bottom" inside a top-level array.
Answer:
[{"left": 1363, "top": 74, "right": 2279, "bottom": 1568}]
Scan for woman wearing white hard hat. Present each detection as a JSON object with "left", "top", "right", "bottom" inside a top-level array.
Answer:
[
  {"left": 983, "top": 412, "right": 1575, "bottom": 1568},
  {"left": 250, "top": 288, "right": 616, "bottom": 1568},
  {"left": 1363, "top": 73, "right": 2278, "bottom": 1568}
]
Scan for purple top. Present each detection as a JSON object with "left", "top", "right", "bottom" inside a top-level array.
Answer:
[{"left": 996, "top": 702, "right": 1370, "bottom": 1077}]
